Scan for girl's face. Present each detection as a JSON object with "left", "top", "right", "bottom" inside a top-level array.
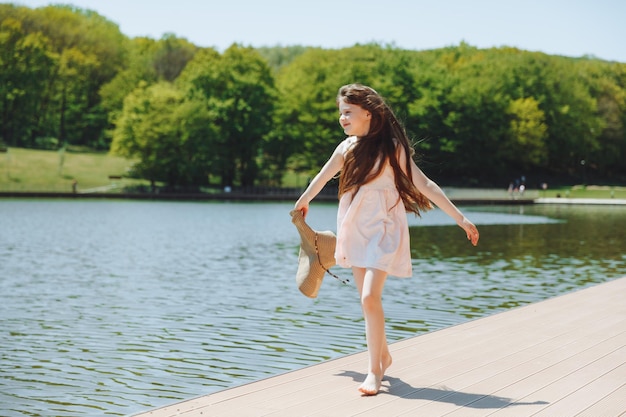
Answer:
[{"left": 338, "top": 98, "right": 371, "bottom": 137}]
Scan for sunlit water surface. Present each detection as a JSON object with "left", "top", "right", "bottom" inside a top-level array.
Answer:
[{"left": 1, "top": 200, "right": 624, "bottom": 416}]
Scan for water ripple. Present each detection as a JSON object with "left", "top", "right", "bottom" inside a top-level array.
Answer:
[{"left": 1, "top": 201, "right": 624, "bottom": 416}]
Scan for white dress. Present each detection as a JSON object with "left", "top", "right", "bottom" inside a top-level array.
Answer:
[{"left": 334, "top": 137, "right": 412, "bottom": 278}]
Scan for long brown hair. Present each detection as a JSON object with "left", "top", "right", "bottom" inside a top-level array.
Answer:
[{"left": 337, "top": 83, "right": 432, "bottom": 215}]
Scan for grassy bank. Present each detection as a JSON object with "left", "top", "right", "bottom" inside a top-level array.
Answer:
[
  {"left": 547, "top": 185, "right": 626, "bottom": 199},
  {"left": 1, "top": 147, "right": 625, "bottom": 198},
  {"left": 0, "top": 147, "right": 143, "bottom": 193}
]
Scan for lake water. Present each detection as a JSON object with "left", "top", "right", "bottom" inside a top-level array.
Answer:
[{"left": 1, "top": 200, "right": 625, "bottom": 416}]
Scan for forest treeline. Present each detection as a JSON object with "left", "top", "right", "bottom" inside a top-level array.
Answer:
[{"left": 2, "top": 4, "right": 625, "bottom": 189}]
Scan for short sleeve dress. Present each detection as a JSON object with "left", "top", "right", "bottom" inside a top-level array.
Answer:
[{"left": 334, "top": 137, "right": 412, "bottom": 278}]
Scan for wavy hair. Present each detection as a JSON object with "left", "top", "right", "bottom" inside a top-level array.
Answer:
[{"left": 337, "top": 83, "right": 431, "bottom": 215}]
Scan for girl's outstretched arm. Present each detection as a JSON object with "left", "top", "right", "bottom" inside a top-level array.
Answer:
[
  {"left": 404, "top": 155, "right": 480, "bottom": 246},
  {"left": 294, "top": 144, "right": 345, "bottom": 217}
]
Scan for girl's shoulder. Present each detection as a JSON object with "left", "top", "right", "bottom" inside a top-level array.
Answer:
[{"left": 338, "top": 136, "right": 357, "bottom": 155}]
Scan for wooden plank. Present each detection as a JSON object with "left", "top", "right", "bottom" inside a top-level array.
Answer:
[
  {"left": 524, "top": 358, "right": 626, "bottom": 416},
  {"left": 131, "top": 277, "right": 626, "bottom": 417},
  {"left": 435, "top": 336, "right": 625, "bottom": 416},
  {"left": 574, "top": 383, "right": 626, "bottom": 417}
]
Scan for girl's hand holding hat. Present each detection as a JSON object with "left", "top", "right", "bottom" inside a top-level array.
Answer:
[{"left": 294, "top": 199, "right": 309, "bottom": 218}]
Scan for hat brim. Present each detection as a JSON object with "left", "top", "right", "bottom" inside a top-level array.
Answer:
[
  {"left": 290, "top": 210, "right": 337, "bottom": 298},
  {"left": 296, "top": 247, "right": 326, "bottom": 298}
]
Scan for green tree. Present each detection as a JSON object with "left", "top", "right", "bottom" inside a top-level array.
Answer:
[
  {"left": 579, "top": 61, "right": 626, "bottom": 179},
  {"left": 152, "top": 33, "right": 198, "bottom": 81},
  {"left": 502, "top": 97, "right": 548, "bottom": 169},
  {"left": 274, "top": 44, "right": 469, "bottom": 183},
  {"left": 0, "top": 17, "right": 56, "bottom": 147},
  {"left": 274, "top": 45, "right": 401, "bottom": 177},
  {"left": 100, "top": 34, "right": 197, "bottom": 139},
  {"left": 178, "top": 45, "right": 276, "bottom": 187},
  {"left": 406, "top": 49, "right": 459, "bottom": 165},
  {"left": 271, "top": 48, "right": 338, "bottom": 180},
  {"left": 100, "top": 37, "right": 159, "bottom": 127},
  {"left": 405, "top": 46, "right": 621, "bottom": 183},
  {"left": 490, "top": 51, "right": 603, "bottom": 177},
  {"left": 111, "top": 82, "right": 217, "bottom": 187},
  {"left": 35, "top": 5, "right": 127, "bottom": 148},
  {"left": 1, "top": 4, "right": 127, "bottom": 148},
  {"left": 56, "top": 47, "right": 99, "bottom": 146}
]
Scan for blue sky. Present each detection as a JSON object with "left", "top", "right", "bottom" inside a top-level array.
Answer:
[{"left": 14, "top": 0, "right": 626, "bottom": 62}]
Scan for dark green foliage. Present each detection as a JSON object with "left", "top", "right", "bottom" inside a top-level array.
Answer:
[
  {"left": 1, "top": 3, "right": 126, "bottom": 149},
  {"left": 177, "top": 45, "right": 276, "bottom": 187},
  {"left": 2, "top": 5, "right": 625, "bottom": 188},
  {"left": 111, "top": 82, "right": 217, "bottom": 187}
]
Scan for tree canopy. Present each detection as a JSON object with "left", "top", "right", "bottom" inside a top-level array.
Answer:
[{"left": 2, "top": 4, "right": 625, "bottom": 188}]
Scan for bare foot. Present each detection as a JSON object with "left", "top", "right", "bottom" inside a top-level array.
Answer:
[{"left": 358, "top": 372, "right": 382, "bottom": 396}]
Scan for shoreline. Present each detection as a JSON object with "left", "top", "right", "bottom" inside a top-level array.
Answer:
[
  {"left": 0, "top": 191, "right": 540, "bottom": 205},
  {"left": 2, "top": 191, "right": 626, "bottom": 205}
]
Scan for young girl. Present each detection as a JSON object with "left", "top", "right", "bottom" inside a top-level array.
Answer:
[{"left": 294, "top": 83, "right": 479, "bottom": 396}]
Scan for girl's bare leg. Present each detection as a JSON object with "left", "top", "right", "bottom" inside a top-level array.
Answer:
[{"left": 353, "top": 267, "right": 391, "bottom": 395}]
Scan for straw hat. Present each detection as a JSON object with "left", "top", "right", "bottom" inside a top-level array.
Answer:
[{"left": 290, "top": 209, "right": 338, "bottom": 298}]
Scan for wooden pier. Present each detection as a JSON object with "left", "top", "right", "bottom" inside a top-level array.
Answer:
[{"left": 132, "top": 277, "right": 626, "bottom": 416}]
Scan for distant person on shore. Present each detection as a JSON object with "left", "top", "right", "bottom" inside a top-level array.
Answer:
[{"left": 293, "top": 84, "right": 479, "bottom": 396}]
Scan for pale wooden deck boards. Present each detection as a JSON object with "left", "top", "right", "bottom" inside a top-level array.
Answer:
[{"left": 133, "top": 277, "right": 626, "bottom": 417}]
